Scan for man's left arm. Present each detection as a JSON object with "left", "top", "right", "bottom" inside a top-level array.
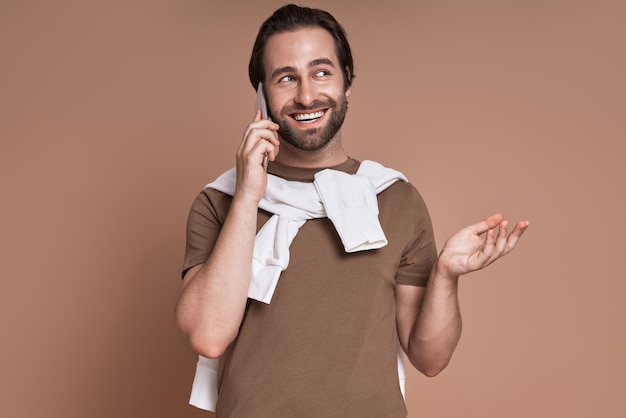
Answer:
[{"left": 396, "top": 213, "right": 529, "bottom": 377}]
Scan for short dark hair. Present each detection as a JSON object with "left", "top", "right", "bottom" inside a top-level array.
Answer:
[{"left": 248, "top": 4, "right": 355, "bottom": 90}]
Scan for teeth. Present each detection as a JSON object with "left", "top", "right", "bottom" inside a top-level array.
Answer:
[{"left": 294, "top": 111, "right": 324, "bottom": 121}]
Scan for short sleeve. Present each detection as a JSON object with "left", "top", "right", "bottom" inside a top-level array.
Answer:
[
  {"left": 394, "top": 185, "right": 437, "bottom": 287},
  {"left": 182, "top": 189, "right": 231, "bottom": 278}
]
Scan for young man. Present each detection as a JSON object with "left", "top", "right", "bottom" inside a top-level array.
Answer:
[{"left": 175, "top": 5, "right": 528, "bottom": 417}]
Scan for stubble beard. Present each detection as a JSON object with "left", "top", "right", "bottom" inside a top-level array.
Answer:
[{"left": 270, "top": 95, "right": 348, "bottom": 152}]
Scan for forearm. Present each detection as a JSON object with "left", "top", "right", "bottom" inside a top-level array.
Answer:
[
  {"left": 399, "top": 214, "right": 529, "bottom": 376},
  {"left": 404, "top": 262, "right": 463, "bottom": 376},
  {"left": 174, "top": 195, "right": 259, "bottom": 358}
]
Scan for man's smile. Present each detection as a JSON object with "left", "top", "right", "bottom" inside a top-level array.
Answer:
[{"left": 291, "top": 109, "right": 327, "bottom": 123}]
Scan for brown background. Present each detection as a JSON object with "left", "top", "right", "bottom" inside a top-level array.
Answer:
[{"left": 1, "top": 0, "right": 624, "bottom": 417}]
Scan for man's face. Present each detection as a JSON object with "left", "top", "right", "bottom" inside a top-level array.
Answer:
[{"left": 262, "top": 27, "right": 351, "bottom": 152}]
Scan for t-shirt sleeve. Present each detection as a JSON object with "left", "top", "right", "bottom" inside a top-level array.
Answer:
[
  {"left": 181, "top": 189, "right": 228, "bottom": 278},
  {"left": 394, "top": 185, "right": 438, "bottom": 287}
]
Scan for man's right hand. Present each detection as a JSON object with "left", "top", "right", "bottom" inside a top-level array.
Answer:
[{"left": 235, "top": 110, "right": 280, "bottom": 203}]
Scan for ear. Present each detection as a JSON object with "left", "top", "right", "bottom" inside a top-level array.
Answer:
[{"left": 344, "top": 66, "right": 352, "bottom": 98}]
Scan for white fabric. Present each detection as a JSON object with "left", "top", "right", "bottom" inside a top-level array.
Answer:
[
  {"left": 189, "top": 356, "right": 218, "bottom": 411},
  {"left": 189, "top": 160, "right": 408, "bottom": 411},
  {"left": 207, "top": 160, "right": 407, "bottom": 304}
]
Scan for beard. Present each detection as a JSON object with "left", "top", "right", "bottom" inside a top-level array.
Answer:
[{"left": 269, "top": 94, "right": 348, "bottom": 152}]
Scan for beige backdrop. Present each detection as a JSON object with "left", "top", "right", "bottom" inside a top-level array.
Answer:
[{"left": 1, "top": 1, "right": 624, "bottom": 417}]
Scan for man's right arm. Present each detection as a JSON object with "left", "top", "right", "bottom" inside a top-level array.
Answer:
[
  {"left": 174, "top": 112, "right": 279, "bottom": 358},
  {"left": 175, "top": 194, "right": 263, "bottom": 358}
]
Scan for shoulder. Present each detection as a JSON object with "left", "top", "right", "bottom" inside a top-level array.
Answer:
[
  {"left": 188, "top": 187, "right": 233, "bottom": 225},
  {"left": 380, "top": 180, "right": 427, "bottom": 208},
  {"left": 378, "top": 180, "right": 433, "bottom": 236}
]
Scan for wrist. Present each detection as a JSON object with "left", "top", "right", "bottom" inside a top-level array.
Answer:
[
  {"left": 231, "top": 192, "right": 262, "bottom": 211},
  {"left": 432, "top": 257, "right": 460, "bottom": 284}
]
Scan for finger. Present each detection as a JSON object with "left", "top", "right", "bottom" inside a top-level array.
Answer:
[
  {"left": 503, "top": 220, "right": 530, "bottom": 252},
  {"left": 243, "top": 127, "right": 279, "bottom": 155},
  {"left": 240, "top": 124, "right": 279, "bottom": 156},
  {"left": 480, "top": 228, "right": 497, "bottom": 261},
  {"left": 242, "top": 120, "right": 280, "bottom": 147},
  {"left": 267, "top": 139, "right": 280, "bottom": 161},
  {"left": 494, "top": 220, "right": 509, "bottom": 254},
  {"left": 253, "top": 136, "right": 278, "bottom": 158},
  {"left": 470, "top": 213, "right": 505, "bottom": 235}
]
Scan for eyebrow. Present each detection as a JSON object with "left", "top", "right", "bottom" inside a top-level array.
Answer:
[{"left": 270, "top": 58, "right": 336, "bottom": 79}]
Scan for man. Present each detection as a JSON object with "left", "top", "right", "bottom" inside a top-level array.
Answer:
[{"left": 175, "top": 4, "right": 528, "bottom": 417}]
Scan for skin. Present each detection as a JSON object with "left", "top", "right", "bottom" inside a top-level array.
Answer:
[
  {"left": 261, "top": 27, "right": 351, "bottom": 168},
  {"left": 396, "top": 213, "right": 528, "bottom": 376},
  {"left": 174, "top": 27, "right": 530, "bottom": 378}
]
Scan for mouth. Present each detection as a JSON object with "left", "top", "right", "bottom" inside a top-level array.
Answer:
[{"left": 291, "top": 109, "right": 327, "bottom": 124}]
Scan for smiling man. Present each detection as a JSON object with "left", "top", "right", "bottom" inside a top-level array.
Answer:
[
  {"left": 175, "top": 5, "right": 528, "bottom": 418},
  {"left": 263, "top": 27, "right": 349, "bottom": 156}
]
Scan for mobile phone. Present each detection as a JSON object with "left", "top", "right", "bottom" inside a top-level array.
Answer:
[
  {"left": 255, "top": 82, "right": 269, "bottom": 168},
  {"left": 255, "top": 82, "right": 268, "bottom": 119}
]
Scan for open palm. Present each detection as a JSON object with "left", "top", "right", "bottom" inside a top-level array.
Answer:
[{"left": 437, "top": 213, "right": 529, "bottom": 279}]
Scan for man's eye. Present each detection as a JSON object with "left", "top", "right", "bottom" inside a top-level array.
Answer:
[
  {"left": 279, "top": 76, "right": 295, "bottom": 82},
  {"left": 315, "top": 70, "right": 329, "bottom": 77}
]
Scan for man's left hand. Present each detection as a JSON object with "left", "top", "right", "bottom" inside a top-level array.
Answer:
[{"left": 436, "top": 213, "right": 529, "bottom": 280}]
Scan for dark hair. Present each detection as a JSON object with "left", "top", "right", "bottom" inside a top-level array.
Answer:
[{"left": 248, "top": 4, "right": 355, "bottom": 90}]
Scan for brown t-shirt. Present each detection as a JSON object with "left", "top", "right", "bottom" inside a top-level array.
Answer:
[{"left": 183, "top": 158, "right": 437, "bottom": 418}]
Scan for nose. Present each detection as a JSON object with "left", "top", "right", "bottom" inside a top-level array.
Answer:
[{"left": 295, "top": 78, "right": 315, "bottom": 107}]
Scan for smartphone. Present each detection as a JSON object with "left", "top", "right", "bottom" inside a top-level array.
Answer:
[
  {"left": 255, "top": 82, "right": 269, "bottom": 168},
  {"left": 255, "top": 82, "right": 268, "bottom": 119}
]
